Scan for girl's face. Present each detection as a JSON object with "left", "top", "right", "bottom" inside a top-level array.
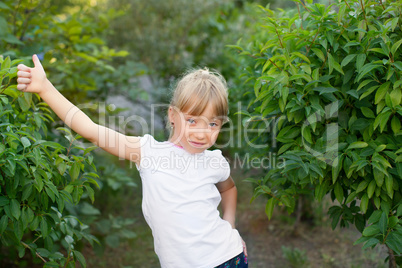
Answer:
[{"left": 168, "top": 103, "right": 223, "bottom": 154}]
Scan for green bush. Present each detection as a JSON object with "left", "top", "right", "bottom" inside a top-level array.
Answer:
[
  {"left": 0, "top": 1, "right": 138, "bottom": 266},
  {"left": 235, "top": 0, "right": 402, "bottom": 266},
  {"left": 0, "top": 57, "right": 99, "bottom": 267},
  {"left": 0, "top": 0, "right": 130, "bottom": 102}
]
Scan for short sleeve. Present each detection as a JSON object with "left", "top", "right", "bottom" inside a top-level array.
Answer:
[
  {"left": 209, "top": 149, "right": 231, "bottom": 183},
  {"left": 219, "top": 156, "right": 231, "bottom": 182}
]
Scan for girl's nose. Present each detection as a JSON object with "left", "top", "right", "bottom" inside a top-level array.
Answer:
[{"left": 192, "top": 123, "right": 211, "bottom": 139}]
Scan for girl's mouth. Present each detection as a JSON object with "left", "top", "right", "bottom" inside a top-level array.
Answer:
[{"left": 189, "top": 141, "right": 205, "bottom": 147}]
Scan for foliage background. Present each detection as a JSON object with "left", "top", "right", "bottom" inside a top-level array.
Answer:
[{"left": 0, "top": 0, "right": 399, "bottom": 267}]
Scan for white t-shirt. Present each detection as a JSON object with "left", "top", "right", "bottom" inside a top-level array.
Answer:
[{"left": 136, "top": 134, "right": 243, "bottom": 268}]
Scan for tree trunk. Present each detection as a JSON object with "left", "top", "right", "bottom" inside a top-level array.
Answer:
[
  {"left": 292, "top": 196, "right": 303, "bottom": 235},
  {"left": 387, "top": 245, "right": 397, "bottom": 268}
]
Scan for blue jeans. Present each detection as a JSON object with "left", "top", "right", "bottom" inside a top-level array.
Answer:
[{"left": 214, "top": 252, "right": 248, "bottom": 268}]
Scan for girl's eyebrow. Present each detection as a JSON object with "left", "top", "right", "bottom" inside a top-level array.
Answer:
[{"left": 183, "top": 114, "right": 222, "bottom": 121}]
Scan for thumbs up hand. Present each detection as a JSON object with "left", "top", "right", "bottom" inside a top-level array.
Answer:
[{"left": 17, "top": 54, "right": 48, "bottom": 94}]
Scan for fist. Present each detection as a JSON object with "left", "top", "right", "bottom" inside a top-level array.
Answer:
[{"left": 17, "top": 54, "right": 47, "bottom": 94}]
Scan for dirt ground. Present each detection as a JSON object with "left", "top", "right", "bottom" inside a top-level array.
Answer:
[
  {"left": 237, "top": 196, "right": 388, "bottom": 268},
  {"left": 234, "top": 171, "right": 389, "bottom": 268}
]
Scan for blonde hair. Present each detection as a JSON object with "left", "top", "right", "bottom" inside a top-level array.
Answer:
[{"left": 168, "top": 68, "right": 229, "bottom": 132}]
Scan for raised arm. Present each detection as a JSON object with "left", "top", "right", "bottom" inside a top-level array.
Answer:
[{"left": 17, "top": 55, "right": 141, "bottom": 164}]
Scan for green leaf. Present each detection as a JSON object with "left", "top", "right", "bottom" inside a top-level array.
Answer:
[
  {"left": 280, "top": 196, "right": 292, "bottom": 208},
  {"left": 69, "top": 162, "right": 80, "bottom": 181},
  {"left": 0, "top": 215, "right": 8, "bottom": 234},
  {"left": 357, "top": 79, "right": 375, "bottom": 91},
  {"left": 76, "top": 52, "right": 98, "bottom": 63},
  {"left": 362, "top": 224, "right": 380, "bottom": 237},
  {"left": 44, "top": 187, "right": 56, "bottom": 203},
  {"left": 265, "top": 198, "right": 275, "bottom": 220},
  {"left": 368, "top": 48, "right": 388, "bottom": 56},
  {"left": 347, "top": 141, "right": 368, "bottom": 150},
  {"left": 302, "top": 126, "right": 313, "bottom": 144},
  {"left": 334, "top": 182, "right": 344, "bottom": 203},
  {"left": 309, "top": 163, "right": 323, "bottom": 178},
  {"left": 34, "top": 174, "right": 44, "bottom": 192},
  {"left": 378, "top": 212, "right": 388, "bottom": 234},
  {"left": 360, "top": 107, "right": 375, "bottom": 118},
  {"left": 341, "top": 54, "right": 356, "bottom": 67},
  {"left": 311, "top": 48, "right": 325, "bottom": 62},
  {"left": 393, "top": 61, "right": 402, "bottom": 71},
  {"left": 368, "top": 211, "right": 382, "bottom": 224},
  {"left": 398, "top": 204, "right": 402, "bottom": 217},
  {"left": 30, "top": 216, "right": 39, "bottom": 231},
  {"left": 15, "top": 219, "right": 23, "bottom": 241},
  {"left": 389, "top": 88, "right": 401, "bottom": 107},
  {"left": 329, "top": 206, "right": 342, "bottom": 230},
  {"left": 356, "top": 54, "right": 366, "bottom": 71},
  {"left": 385, "top": 176, "right": 393, "bottom": 198},
  {"left": 374, "top": 81, "right": 391, "bottom": 104},
  {"left": 10, "top": 199, "right": 21, "bottom": 220},
  {"left": 291, "top": 52, "right": 310, "bottom": 63},
  {"left": 391, "top": 39, "right": 402, "bottom": 56},
  {"left": 0, "top": 196, "right": 10, "bottom": 206},
  {"left": 0, "top": 2, "right": 11, "bottom": 9},
  {"left": 360, "top": 194, "right": 369, "bottom": 213},
  {"left": 40, "top": 217, "right": 49, "bottom": 238},
  {"left": 20, "top": 137, "right": 31, "bottom": 148},
  {"left": 289, "top": 74, "right": 312, "bottom": 82},
  {"left": 388, "top": 216, "right": 398, "bottom": 228},
  {"left": 373, "top": 196, "right": 380, "bottom": 209},
  {"left": 345, "top": 191, "right": 357, "bottom": 204},
  {"left": 375, "top": 145, "right": 386, "bottom": 152},
  {"left": 354, "top": 235, "right": 370, "bottom": 245},
  {"left": 362, "top": 237, "right": 380, "bottom": 250},
  {"left": 328, "top": 53, "right": 344, "bottom": 74},
  {"left": 385, "top": 233, "right": 402, "bottom": 255},
  {"left": 332, "top": 154, "right": 344, "bottom": 184},
  {"left": 360, "top": 85, "right": 379, "bottom": 100},
  {"left": 44, "top": 261, "right": 60, "bottom": 268},
  {"left": 391, "top": 116, "right": 401, "bottom": 134},
  {"left": 357, "top": 64, "right": 383, "bottom": 82},
  {"left": 17, "top": 96, "right": 30, "bottom": 112},
  {"left": 367, "top": 180, "right": 376, "bottom": 198},
  {"left": 2, "top": 56, "right": 11, "bottom": 70},
  {"left": 345, "top": 41, "right": 360, "bottom": 48},
  {"left": 313, "top": 87, "right": 339, "bottom": 95},
  {"left": 374, "top": 110, "right": 392, "bottom": 132},
  {"left": 315, "top": 180, "right": 329, "bottom": 201},
  {"left": 73, "top": 250, "right": 86, "bottom": 268},
  {"left": 278, "top": 143, "right": 293, "bottom": 155},
  {"left": 22, "top": 184, "right": 33, "bottom": 201},
  {"left": 57, "top": 162, "right": 67, "bottom": 175},
  {"left": 2, "top": 35, "right": 23, "bottom": 45}
]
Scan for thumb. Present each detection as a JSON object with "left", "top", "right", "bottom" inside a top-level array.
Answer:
[{"left": 32, "top": 54, "right": 44, "bottom": 70}]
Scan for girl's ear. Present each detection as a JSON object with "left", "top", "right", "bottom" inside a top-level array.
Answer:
[{"left": 168, "top": 106, "right": 175, "bottom": 123}]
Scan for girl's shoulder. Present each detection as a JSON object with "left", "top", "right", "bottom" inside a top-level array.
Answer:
[
  {"left": 141, "top": 134, "right": 169, "bottom": 146},
  {"left": 204, "top": 149, "right": 229, "bottom": 166},
  {"left": 138, "top": 134, "right": 172, "bottom": 155}
]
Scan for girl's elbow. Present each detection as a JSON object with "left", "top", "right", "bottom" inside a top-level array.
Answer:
[{"left": 81, "top": 123, "right": 100, "bottom": 144}]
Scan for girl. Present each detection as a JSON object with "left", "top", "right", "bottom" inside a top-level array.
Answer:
[{"left": 17, "top": 55, "right": 248, "bottom": 268}]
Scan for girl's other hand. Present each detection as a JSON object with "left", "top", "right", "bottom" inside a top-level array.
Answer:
[
  {"left": 17, "top": 54, "right": 47, "bottom": 94},
  {"left": 242, "top": 238, "right": 248, "bottom": 257}
]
